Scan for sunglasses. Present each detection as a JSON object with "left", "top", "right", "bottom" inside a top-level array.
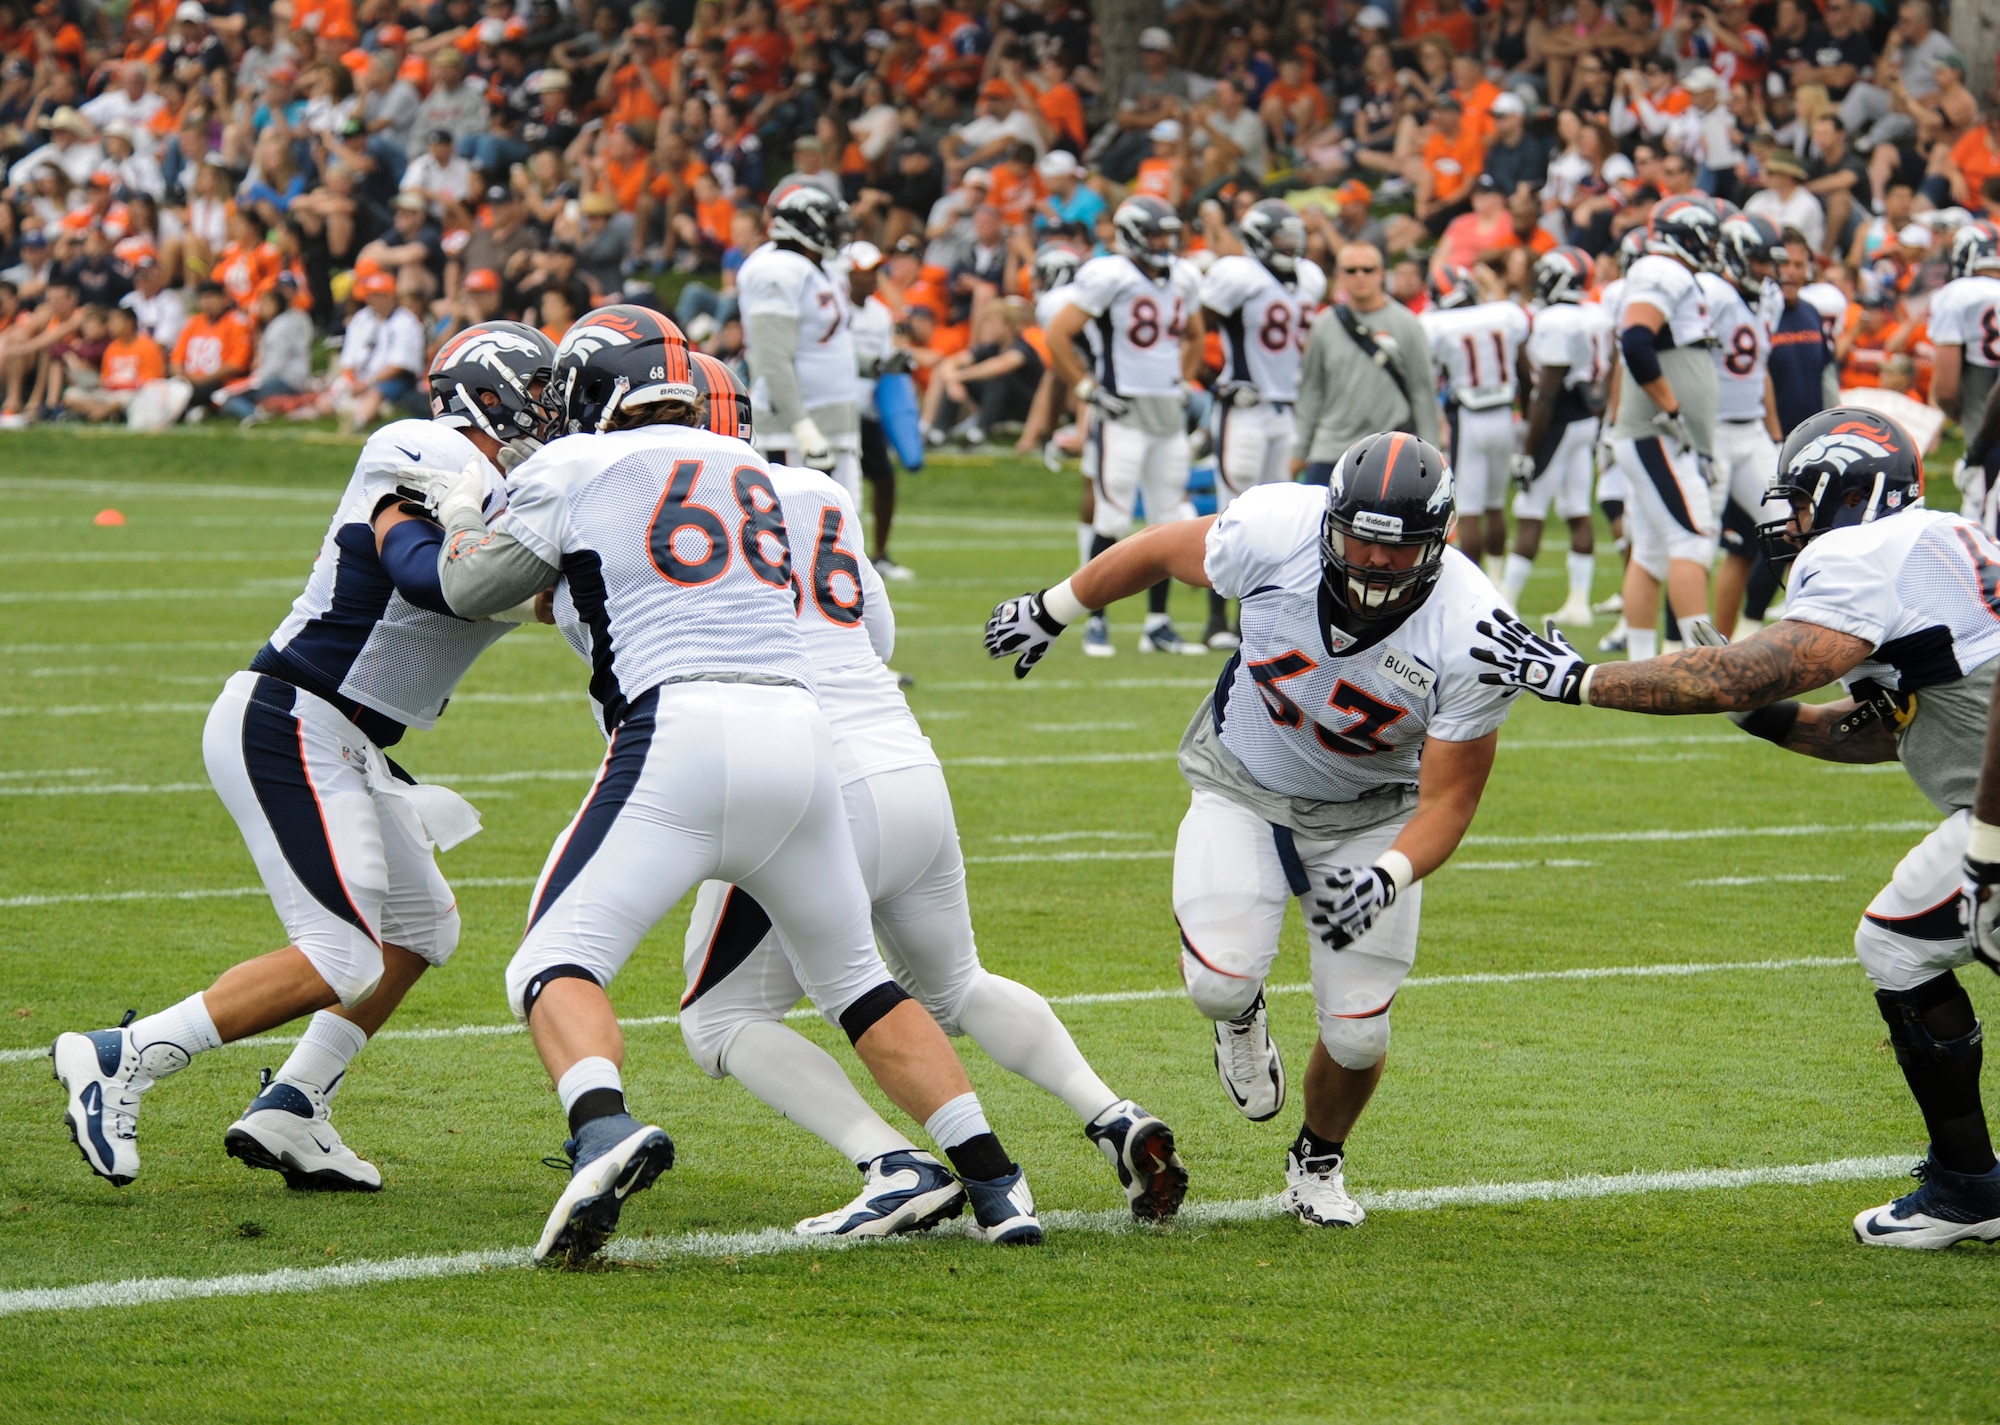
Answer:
[{"left": 1339, "top": 265, "right": 1381, "bottom": 274}]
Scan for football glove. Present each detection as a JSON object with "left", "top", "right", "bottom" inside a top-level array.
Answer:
[
  {"left": 1508, "top": 451, "right": 1538, "bottom": 493},
  {"left": 1683, "top": 616, "right": 1727, "bottom": 648},
  {"left": 1308, "top": 864, "right": 1396, "bottom": 951},
  {"left": 1651, "top": 407, "right": 1695, "bottom": 453},
  {"left": 792, "top": 416, "right": 836, "bottom": 471},
  {"left": 985, "top": 588, "right": 1070, "bottom": 679},
  {"left": 435, "top": 456, "right": 490, "bottom": 530},
  {"left": 1471, "top": 610, "right": 1590, "bottom": 704},
  {"left": 1962, "top": 855, "right": 2000, "bottom": 977},
  {"left": 1075, "top": 377, "right": 1131, "bottom": 420},
  {"left": 1217, "top": 381, "right": 1262, "bottom": 409},
  {"left": 396, "top": 464, "right": 470, "bottom": 514}
]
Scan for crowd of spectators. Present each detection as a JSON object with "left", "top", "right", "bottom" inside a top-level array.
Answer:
[{"left": 0, "top": 0, "right": 1991, "bottom": 431}]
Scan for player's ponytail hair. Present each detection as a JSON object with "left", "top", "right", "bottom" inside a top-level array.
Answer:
[{"left": 601, "top": 392, "right": 704, "bottom": 432}]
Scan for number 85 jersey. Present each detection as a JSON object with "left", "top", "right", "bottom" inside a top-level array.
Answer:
[
  {"left": 1201, "top": 483, "right": 1518, "bottom": 804},
  {"left": 498, "top": 425, "right": 815, "bottom": 736},
  {"left": 1200, "top": 253, "right": 1327, "bottom": 403}
]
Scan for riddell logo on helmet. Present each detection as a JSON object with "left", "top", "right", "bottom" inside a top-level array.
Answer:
[{"left": 1352, "top": 511, "right": 1404, "bottom": 540}]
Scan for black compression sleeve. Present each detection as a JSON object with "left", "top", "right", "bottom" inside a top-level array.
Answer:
[
  {"left": 1728, "top": 700, "right": 1801, "bottom": 745},
  {"left": 379, "top": 517, "right": 454, "bottom": 617},
  {"left": 1620, "top": 321, "right": 1664, "bottom": 387}
]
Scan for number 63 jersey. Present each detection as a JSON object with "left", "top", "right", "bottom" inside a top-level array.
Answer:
[
  {"left": 497, "top": 425, "right": 816, "bottom": 736},
  {"left": 1193, "top": 483, "right": 1519, "bottom": 811}
]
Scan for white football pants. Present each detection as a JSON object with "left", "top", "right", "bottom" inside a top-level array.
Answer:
[
  {"left": 204, "top": 673, "right": 459, "bottom": 1008},
  {"left": 1712, "top": 418, "right": 1778, "bottom": 558},
  {"left": 1215, "top": 400, "right": 1296, "bottom": 514},
  {"left": 1614, "top": 434, "right": 1718, "bottom": 578},
  {"left": 1449, "top": 403, "right": 1517, "bottom": 515},
  {"left": 1092, "top": 417, "right": 1192, "bottom": 538},
  {"left": 1511, "top": 419, "right": 1597, "bottom": 523},
  {"left": 1173, "top": 788, "right": 1420, "bottom": 1071},
  {"left": 1855, "top": 812, "right": 1981, "bottom": 993}
]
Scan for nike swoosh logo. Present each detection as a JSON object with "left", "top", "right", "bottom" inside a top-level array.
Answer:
[
  {"left": 310, "top": 1134, "right": 336, "bottom": 1155},
  {"left": 1861, "top": 1216, "right": 1930, "bottom": 1235},
  {"left": 396, "top": 446, "right": 423, "bottom": 463},
  {"left": 1794, "top": 570, "right": 1816, "bottom": 590}
]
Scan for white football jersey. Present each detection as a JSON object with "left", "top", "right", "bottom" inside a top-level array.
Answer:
[
  {"left": 848, "top": 291, "right": 895, "bottom": 408},
  {"left": 738, "top": 243, "right": 858, "bottom": 411},
  {"left": 262, "top": 418, "right": 511, "bottom": 740},
  {"left": 1199, "top": 254, "right": 1327, "bottom": 403},
  {"left": 1697, "top": 273, "right": 1771, "bottom": 422},
  {"left": 501, "top": 425, "right": 815, "bottom": 735},
  {"left": 1201, "top": 482, "right": 1518, "bottom": 804},
  {"left": 1037, "top": 281, "right": 1100, "bottom": 370},
  {"left": 766, "top": 463, "right": 937, "bottom": 786},
  {"left": 1620, "top": 254, "right": 1712, "bottom": 349},
  {"left": 1928, "top": 275, "right": 2000, "bottom": 369},
  {"left": 1598, "top": 276, "right": 1628, "bottom": 326},
  {"left": 1065, "top": 253, "right": 1202, "bottom": 398},
  {"left": 1423, "top": 300, "right": 1531, "bottom": 412},
  {"left": 1801, "top": 281, "right": 1849, "bottom": 342},
  {"left": 1525, "top": 301, "right": 1613, "bottom": 427},
  {"left": 1784, "top": 506, "right": 2000, "bottom": 813}
]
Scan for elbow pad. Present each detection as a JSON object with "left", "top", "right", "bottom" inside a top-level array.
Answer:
[
  {"left": 379, "top": 518, "right": 454, "bottom": 616},
  {"left": 1620, "top": 322, "right": 1664, "bottom": 387},
  {"left": 1727, "top": 701, "right": 1801, "bottom": 745}
]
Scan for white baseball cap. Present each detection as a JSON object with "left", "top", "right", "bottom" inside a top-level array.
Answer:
[
  {"left": 1150, "top": 119, "right": 1183, "bottom": 143},
  {"left": 1602, "top": 153, "right": 1636, "bottom": 182},
  {"left": 1355, "top": 6, "right": 1391, "bottom": 28},
  {"left": 1138, "top": 26, "right": 1173, "bottom": 51},
  {"left": 1038, "top": 149, "right": 1080, "bottom": 179},
  {"left": 963, "top": 166, "right": 991, "bottom": 187},
  {"left": 842, "top": 240, "right": 885, "bottom": 271},
  {"left": 1898, "top": 223, "right": 1934, "bottom": 249},
  {"left": 1490, "top": 92, "right": 1525, "bottom": 117},
  {"left": 1682, "top": 65, "right": 1720, "bottom": 94}
]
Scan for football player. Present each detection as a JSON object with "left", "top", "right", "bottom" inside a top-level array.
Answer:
[
  {"left": 1028, "top": 241, "right": 1096, "bottom": 568},
  {"left": 1422, "top": 265, "right": 1530, "bottom": 581},
  {"left": 986, "top": 433, "right": 1520, "bottom": 1226},
  {"left": 1199, "top": 198, "right": 1327, "bottom": 650},
  {"left": 428, "top": 308, "right": 1038, "bottom": 1261},
  {"left": 1700, "top": 214, "right": 1786, "bottom": 640},
  {"left": 1592, "top": 229, "right": 1651, "bottom": 653},
  {"left": 1501, "top": 246, "right": 1610, "bottom": 628},
  {"left": 743, "top": 185, "right": 863, "bottom": 501},
  {"left": 1606, "top": 196, "right": 1724, "bottom": 662},
  {"left": 1475, "top": 407, "right": 2000, "bottom": 1249},
  {"left": 1044, "top": 195, "right": 1209, "bottom": 657},
  {"left": 51, "top": 322, "right": 558, "bottom": 1192},
  {"left": 671, "top": 356, "right": 1185, "bottom": 1236},
  {"left": 1929, "top": 222, "right": 2000, "bottom": 528}
]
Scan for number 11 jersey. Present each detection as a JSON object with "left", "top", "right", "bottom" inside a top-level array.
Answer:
[
  {"left": 1199, "top": 482, "right": 1518, "bottom": 807},
  {"left": 500, "top": 425, "right": 814, "bottom": 735}
]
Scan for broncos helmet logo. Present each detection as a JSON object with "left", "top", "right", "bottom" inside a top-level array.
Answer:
[
  {"left": 1790, "top": 428, "right": 1896, "bottom": 478},
  {"left": 1425, "top": 463, "right": 1454, "bottom": 514},
  {"left": 555, "top": 319, "right": 638, "bottom": 365},
  {"left": 442, "top": 330, "right": 545, "bottom": 388}
]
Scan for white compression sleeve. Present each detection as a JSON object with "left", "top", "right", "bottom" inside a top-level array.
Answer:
[
  {"left": 721, "top": 1019, "right": 916, "bottom": 1167},
  {"left": 955, "top": 974, "right": 1118, "bottom": 1122}
]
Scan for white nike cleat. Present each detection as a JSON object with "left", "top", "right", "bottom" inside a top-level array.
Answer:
[
  {"left": 1591, "top": 591, "right": 1624, "bottom": 615},
  {"left": 961, "top": 1165, "right": 1043, "bottom": 1245},
  {"left": 1212, "top": 990, "right": 1285, "bottom": 1122},
  {"left": 1086, "top": 1099, "right": 1189, "bottom": 1221},
  {"left": 1282, "top": 1144, "right": 1365, "bottom": 1228},
  {"left": 1082, "top": 613, "right": 1115, "bottom": 657},
  {"left": 51, "top": 1014, "right": 160, "bottom": 1186},
  {"left": 224, "top": 1071, "right": 382, "bottom": 1191},
  {"left": 533, "top": 1114, "right": 676, "bottom": 1265},
  {"left": 1550, "top": 601, "right": 1596, "bottom": 628},
  {"left": 796, "top": 1150, "right": 965, "bottom": 1237},
  {"left": 1853, "top": 1156, "right": 2000, "bottom": 1249},
  {"left": 1138, "top": 622, "right": 1206, "bottom": 655}
]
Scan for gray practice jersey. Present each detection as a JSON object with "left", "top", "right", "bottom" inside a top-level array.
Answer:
[
  {"left": 1179, "top": 482, "right": 1518, "bottom": 837},
  {"left": 1609, "top": 253, "right": 1718, "bottom": 454},
  {"left": 1783, "top": 505, "right": 2000, "bottom": 813},
  {"left": 259, "top": 419, "right": 512, "bottom": 744}
]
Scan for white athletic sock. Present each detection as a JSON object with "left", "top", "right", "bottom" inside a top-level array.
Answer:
[
  {"left": 1076, "top": 523, "right": 1095, "bottom": 568},
  {"left": 723, "top": 1020, "right": 915, "bottom": 1166},
  {"left": 1501, "top": 553, "right": 1533, "bottom": 603},
  {"left": 923, "top": 1091, "right": 993, "bottom": 1151},
  {"left": 1482, "top": 554, "right": 1505, "bottom": 583},
  {"left": 1627, "top": 626, "right": 1658, "bottom": 661},
  {"left": 276, "top": 1010, "right": 367, "bottom": 1100},
  {"left": 555, "top": 1056, "right": 623, "bottom": 1120},
  {"left": 1566, "top": 551, "right": 1595, "bottom": 608},
  {"left": 1143, "top": 611, "right": 1170, "bottom": 630},
  {"left": 127, "top": 992, "right": 221, "bottom": 1078},
  {"left": 956, "top": 975, "right": 1118, "bottom": 1122}
]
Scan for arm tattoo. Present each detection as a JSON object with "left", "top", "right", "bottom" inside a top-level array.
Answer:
[
  {"left": 1779, "top": 699, "right": 1902, "bottom": 764},
  {"left": 1586, "top": 619, "right": 1873, "bottom": 713}
]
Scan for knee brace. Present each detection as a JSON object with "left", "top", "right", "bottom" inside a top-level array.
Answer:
[
  {"left": 1179, "top": 923, "right": 1262, "bottom": 1023},
  {"left": 1875, "top": 973, "right": 1984, "bottom": 1068},
  {"left": 507, "top": 960, "right": 602, "bottom": 1024},
  {"left": 297, "top": 933, "right": 384, "bottom": 1010},
  {"left": 837, "top": 979, "right": 913, "bottom": 1045},
  {"left": 1318, "top": 1003, "right": 1391, "bottom": 1071}
]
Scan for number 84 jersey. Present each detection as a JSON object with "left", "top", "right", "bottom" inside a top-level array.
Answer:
[
  {"left": 498, "top": 425, "right": 816, "bottom": 737},
  {"left": 1202, "top": 483, "right": 1519, "bottom": 804},
  {"left": 1067, "top": 253, "right": 1204, "bottom": 397}
]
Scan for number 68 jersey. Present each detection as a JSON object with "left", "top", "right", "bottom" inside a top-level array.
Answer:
[
  {"left": 498, "top": 425, "right": 816, "bottom": 737},
  {"left": 1197, "top": 483, "right": 1518, "bottom": 807}
]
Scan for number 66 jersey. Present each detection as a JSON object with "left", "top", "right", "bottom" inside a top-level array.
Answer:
[
  {"left": 495, "top": 425, "right": 816, "bottom": 735},
  {"left": 1181, "top": 482, "right": 1518, "bottom": 830}
]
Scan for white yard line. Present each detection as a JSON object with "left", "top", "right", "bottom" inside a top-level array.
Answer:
[
  {"left": 0, "top": 955, "right": 1857, "bottom": 1064},
  {"left": 1462, "top": 819, "right": 1933, "bottom": 848},
  {"left": 0, "top": 476, "right": 333, "bottom": 503},
  {"left": 0, "top": 640, "right": 254, "bottom": 656},
  {"left": 0, "top": 1152, "right": 1911, "bottom": 1319},
  {"left": 0, "top": 702, "right": 213, "bottom": 718}
]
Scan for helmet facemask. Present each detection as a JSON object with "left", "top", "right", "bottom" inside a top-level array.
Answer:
[{"left": 1320, "top": 510, "right": 1454, "bottom": 627}]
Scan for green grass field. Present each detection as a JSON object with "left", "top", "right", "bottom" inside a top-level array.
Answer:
[{"left": 1, "top": 430, "right": 1995, "bottom": 1422}]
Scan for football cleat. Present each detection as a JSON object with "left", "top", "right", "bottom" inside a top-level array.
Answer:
[
  {"left": 1139, "top": 622, "right": 1206, "bottom": 656},
  {"left": 795, "top": 1150, "right": 966, "bottom": 1237},
  {"left": 1213, "top": 991, "right": 1286, "bottom": 1122},
  {"left": 1596, "top": 618, "right": 1628, "bottom": 655},
  {"left": 1853, "top": 1155, "right": 2000, "bottom": 1249},
  {"left": 1283, "top": 1143, "right": 1365, "bottom": 1227},
  {"left": 1085, "top": 1100, "right": 1189, "bottom": 1221},
  {"left": 1206, "top": 627, "right": 1241, "bottom": 651},
  {"left": 224, "top": 1071, "right": 381, "bottom": 1191},
  {"left": 1082, "top": 613, "right": 1115, "bottom": 657},
  {"left": 1550, "top": 601, "right": 1596, "bottom": 628},
  {"left": 1591, "top": 592, "right": 1624, "bottom": 615},
  {"left": 961, "top": 1165, "right": 1043, "bottom": 1245},
  {"left": 51, "top": 1015, "right": 157, "bottom": 1186},
  {"left": 873, "top": 557, "right": 915, "bottom": 582},
  {"left": 533, "top": 1113, "right": 676, "bottom": 1265}
]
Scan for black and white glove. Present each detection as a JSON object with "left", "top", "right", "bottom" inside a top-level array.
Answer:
[
  {"left": 1471, "top": 609, "right": 1590, "bottom": 703},
  {"left": 1651, "top": 407, "right": 1695, "bottom": 453},
  {"left": 792, "top": 416, "right": 837, "bottom": 471},
  {"left": 879, "top": 348, "right": 913, "bottom": 376},
  {"left": 985, "top": 578, "right": 1089, "bottom": 679},
  {"left": 1217, "top": 381, "right": 1262, "bottom": 409},
  {"left": 1309, "top": 864, "right": 1397, "bottom": 950},
  {"left": 1962, "top": 819, "right": 2000, "bottom": 976},
  {"left": 1075, "top": 377, "right": 1131, "bottom": 420},
  {"left": 1508, "top": 451, "right": 1538, "bottom": 493}
]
